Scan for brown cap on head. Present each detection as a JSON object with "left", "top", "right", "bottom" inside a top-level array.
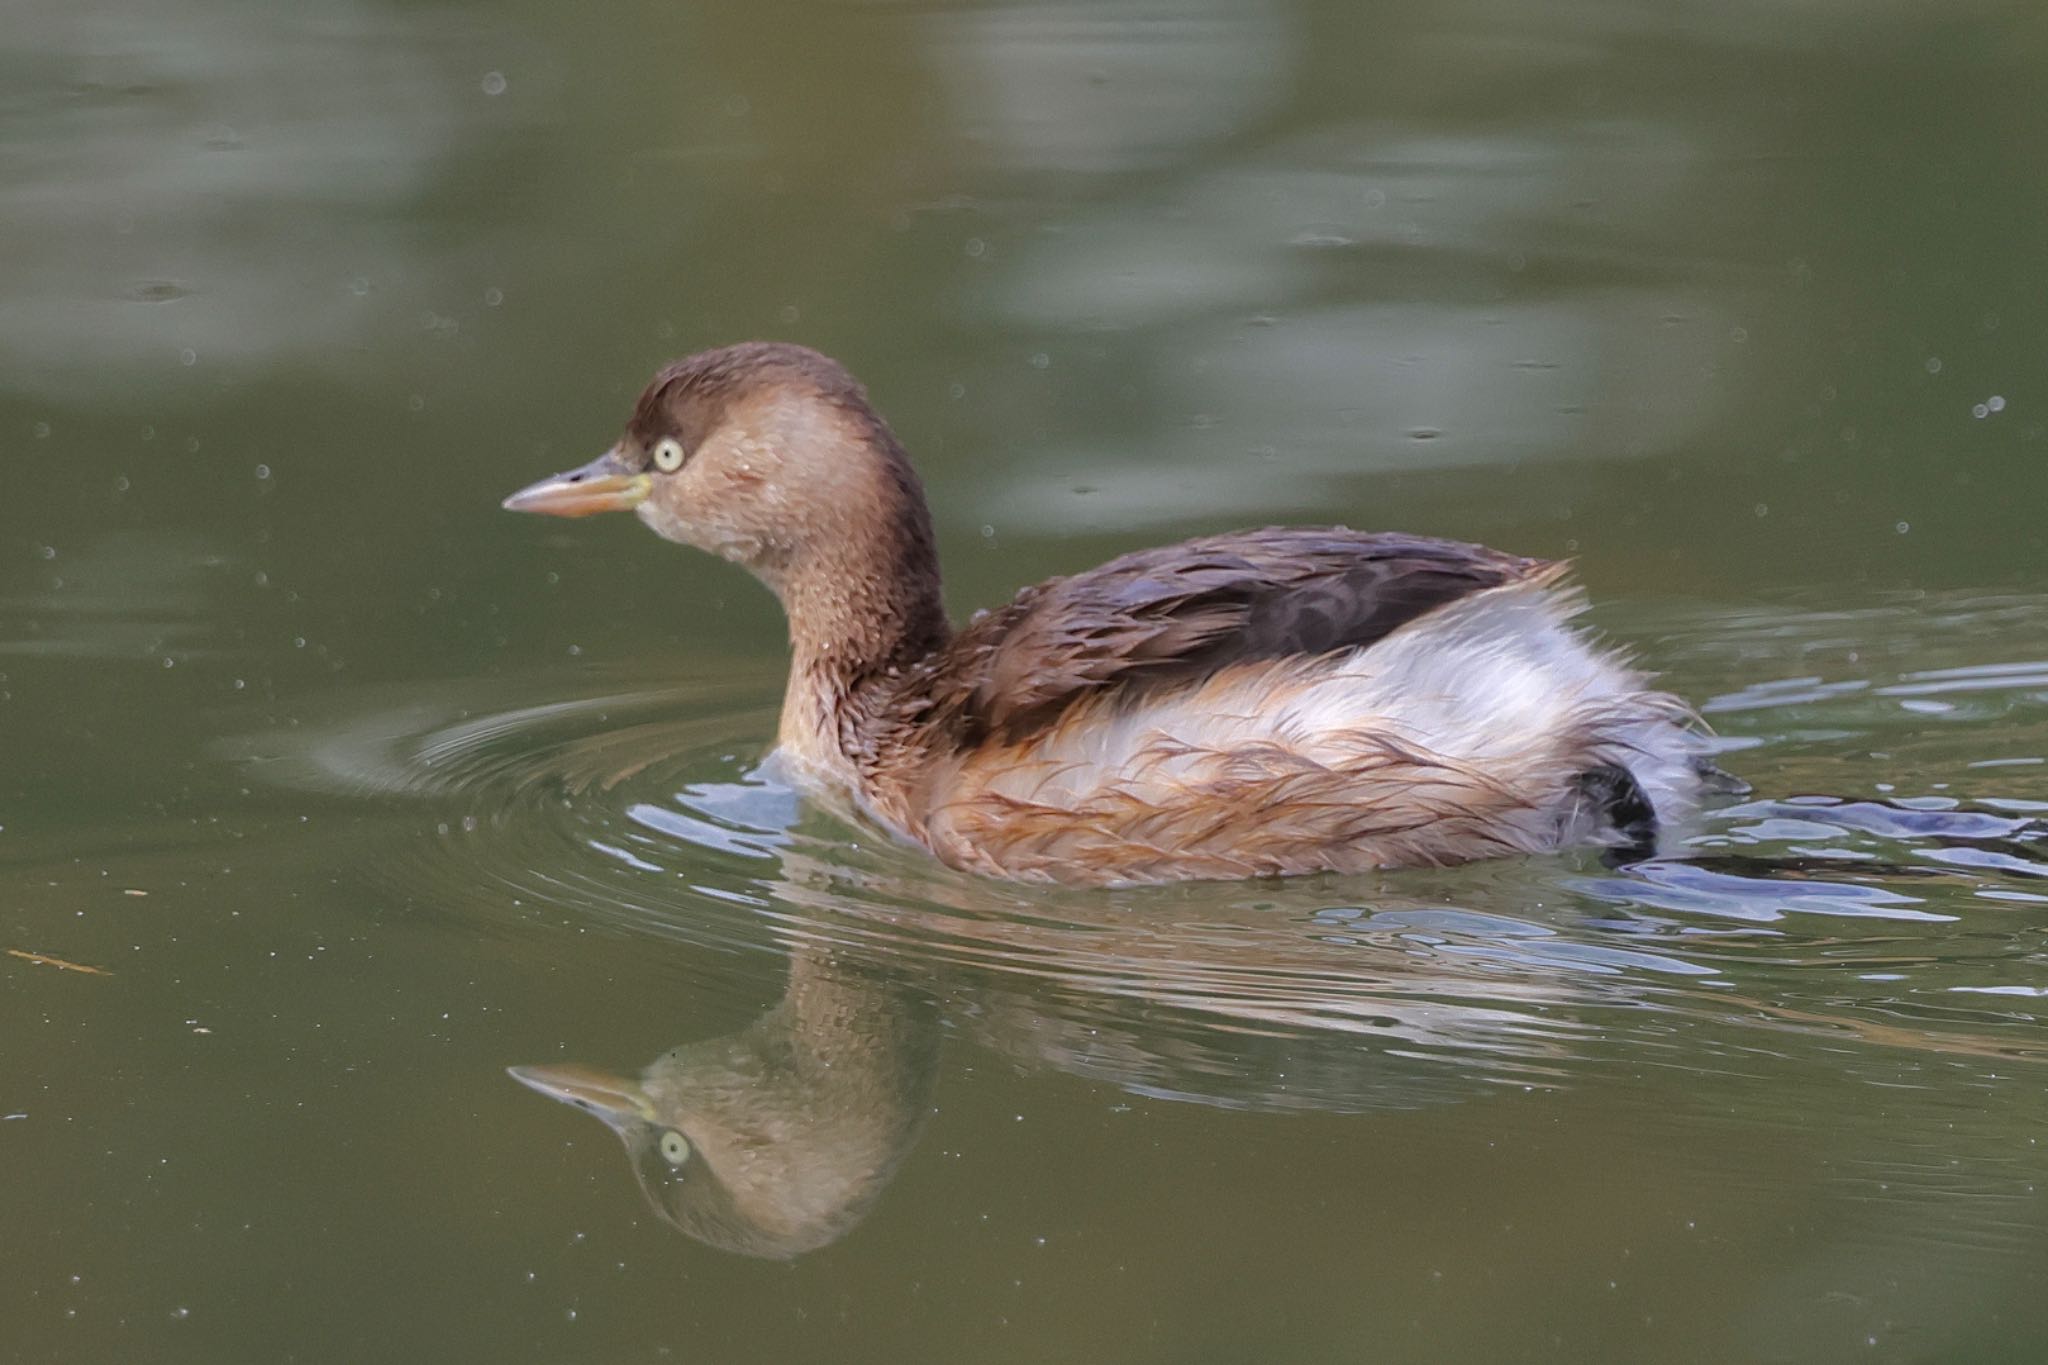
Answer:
[{"left": 625, "top": 342, "right": 872, "bottom": 467}]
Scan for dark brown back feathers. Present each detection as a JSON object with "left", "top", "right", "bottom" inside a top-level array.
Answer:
[{"left": 898, "top": 527, "right": 1551, "bottom": 747}]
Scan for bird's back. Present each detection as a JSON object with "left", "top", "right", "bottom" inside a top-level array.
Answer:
[{"left": 857, "top": 529, "right": 1704, "bottom": 885}]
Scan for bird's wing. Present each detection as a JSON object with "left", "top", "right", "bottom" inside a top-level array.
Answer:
[{"left": 908, "top": 527, "right": 1557, "bottom": 746}]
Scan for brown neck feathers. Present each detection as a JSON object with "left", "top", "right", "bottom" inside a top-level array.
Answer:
[{"left": 780, "top": 426, "right": 950, "bottom": 688}]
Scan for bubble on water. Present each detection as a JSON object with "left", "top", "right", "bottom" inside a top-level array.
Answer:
[
  {"left": 777, "top": 304, "right": 800, "bottom": 324},
  {"left": 254, "top": 464, "right": 271, "bottom": 480},
  {"left": 1925, "top": 357, "right": 1942, "bottom": 374},
  {"left": 1029, "top": 352, "right": 1050, "bottom": 369},
  {"left": 1896, "top": 521, "right": 1910, "bottom": 534},
  {"left": 484, "top": 286, "right": 504, "bottom": 307},
  {"left": 481, "top": 71, "right": 507, "bottom": 96},
  {"left": 1729, "top": 326, "right": 1748, "bottom": 343},
  {"left": 33, "top": 421, "right": 50, "bottom": 438},
  {"left": 349, "top": 277, "right": 370, "bottom": 297},
  {"left": 964, "top": 237, "right": 987, "bottom": 259},
  {"left": 1987, "top": 395, "right": 2006, "bottom": 413},
  {"left": 1754, "top": 503, "right": 1769, "bottom": 518},
  {"left": 179, "top": 348, "right": 197, "bottom": 366},
  {"left": 1972, "top": 403, "right": 1989, "bottom": 419}
]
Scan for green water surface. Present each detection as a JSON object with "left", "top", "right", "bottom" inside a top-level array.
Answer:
[{"left": 7, "top": 1, "right": 2048, "bottom": 1361}]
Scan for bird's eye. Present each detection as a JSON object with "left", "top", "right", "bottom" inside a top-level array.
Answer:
[
  {"left": 651, "top": 437, "right": 686, "bottom": 473},
  {"left": 658, "top": 1129, "right": 691, "bottom": 1166}
]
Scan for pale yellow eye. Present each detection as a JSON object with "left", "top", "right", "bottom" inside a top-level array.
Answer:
[
  {"left": 651, "top": 437, "right": 685, "bottom": 473},
  {"left": 658, "top": 1129, "right": 690, "bottom": 1166}
]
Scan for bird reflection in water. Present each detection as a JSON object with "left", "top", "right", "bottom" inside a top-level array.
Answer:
[
  {"left": 506, "top": 773, "right": 2048, "bottom": 1260},
  {"left": 502, "top": 795, "right": 1640, "bottom": 1260},
  {"left": 511, "top": 943, "right": 939, "bottom": 1260}
]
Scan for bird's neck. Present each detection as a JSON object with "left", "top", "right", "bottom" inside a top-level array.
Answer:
[
  {"left": 770, "top": 497, "right": 950, "bottom": 777},
  {"left": 764, "top": 939, "right": 940, "bottom": 1073}
]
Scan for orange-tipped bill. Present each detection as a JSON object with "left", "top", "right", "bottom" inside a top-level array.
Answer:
[
  {"left": 501, "top": 451, "right": 651, "bottom": 518},
  {"left": 508, "top": 1063, "right": 656, "bottom": 1132}
]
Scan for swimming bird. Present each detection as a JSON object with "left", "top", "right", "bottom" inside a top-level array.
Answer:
[{"left": 503, "top": 342, "right": 1718, "bottom": 885}]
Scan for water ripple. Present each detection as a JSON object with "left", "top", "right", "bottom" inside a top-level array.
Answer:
[{"left": 234, "top": 590, "right": 2048, "bottom": 1109}]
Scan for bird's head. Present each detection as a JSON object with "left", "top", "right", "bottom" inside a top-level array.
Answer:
[{"left": 502, "top": 342, "right": 936, "bottom": 595}]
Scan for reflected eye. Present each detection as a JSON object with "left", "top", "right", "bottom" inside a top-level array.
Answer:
[
  {"left": 658, "top": 1129, "right": 691, "bottom": 1166},
  {"left": 651, "top": 437, "right": 686, "bottom": 473}
]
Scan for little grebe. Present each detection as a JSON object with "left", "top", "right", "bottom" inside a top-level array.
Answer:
[{"left": 504, "top": 342, "right": 1717, "bottom": 885}]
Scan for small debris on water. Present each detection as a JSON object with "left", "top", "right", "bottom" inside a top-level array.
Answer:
[{"left": 7, "top": 949, "right": 111, "bottom": 976}]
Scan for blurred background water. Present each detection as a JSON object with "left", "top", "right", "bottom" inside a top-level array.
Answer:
[{"left": 6, "top": 0, "right": 2048, "bottom": 1361}]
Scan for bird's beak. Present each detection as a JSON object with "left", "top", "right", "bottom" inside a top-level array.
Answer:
[
  {"left": 501, "top": 449, "right": 651, "bottom": 518},
  {"left": 508, "top": 1063, "right": 657, "bottom": 1133}
]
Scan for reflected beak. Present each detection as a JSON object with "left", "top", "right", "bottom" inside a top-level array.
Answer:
[
  {"left": 508, "top": 1063, "right": 657, "bottom": 1132},
  {"left": 501, "top": 449, "right": 651, "bottom": 518}
]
